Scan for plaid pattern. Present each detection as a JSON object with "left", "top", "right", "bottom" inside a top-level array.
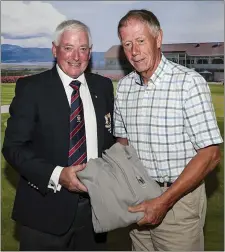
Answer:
[{"left": 114, "top": 54, "right": 223, "bottom": 182}]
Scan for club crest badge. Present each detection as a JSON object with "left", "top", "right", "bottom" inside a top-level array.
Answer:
[
  {"left": 104, "top": 113, "right": 111, "bottom": 132},
  {"left": 77, "top": 114, "right": 81, "bottom": 123},
  {"left": 136, "top": 176, "right": 146, "bottom": 188}
]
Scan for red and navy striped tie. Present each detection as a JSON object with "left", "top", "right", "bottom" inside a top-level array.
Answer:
[{"left": 68, "top": 80, "right": 87, "bottom": 166}]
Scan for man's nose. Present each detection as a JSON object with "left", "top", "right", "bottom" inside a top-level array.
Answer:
[
  {"left": 71, "top": 49, "right": 79, "bottom": 61},
  {"left": 131, "top": 44, "right": 140, "bottom": 56}
]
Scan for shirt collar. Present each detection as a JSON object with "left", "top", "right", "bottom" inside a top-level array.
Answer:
[
  {"left": 134, "top": 53, "right": 168, "bottom": 86},
  {"left": 56, "top": 64, "right": 86, "bottom": 88}
]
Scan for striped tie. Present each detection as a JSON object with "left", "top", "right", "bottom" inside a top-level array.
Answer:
[{"left": 68, "top": 80, "right": 87, "bottom": 166}]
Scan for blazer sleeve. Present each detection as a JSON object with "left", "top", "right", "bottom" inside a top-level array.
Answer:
[{"left": 2, "top": 77, "right": 55, "bottom": 195}]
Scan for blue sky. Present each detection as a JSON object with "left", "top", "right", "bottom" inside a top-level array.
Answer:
[{"left": 1, "top": 1, "right": 224, "bottom": 52}]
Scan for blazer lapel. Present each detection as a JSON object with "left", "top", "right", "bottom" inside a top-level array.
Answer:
[
  {"left": 49, "top": 66, "right": 70, "bottom": 111},
  {"left": 48, "top": 67, "right": 70, "bottom": 141},
  {"left": 85, "top": 73, "right": 104, "bottom": 156}
]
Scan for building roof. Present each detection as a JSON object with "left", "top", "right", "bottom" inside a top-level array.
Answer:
[
  {"left": 105, "top": 45, "right": 126, "bottom": 59},
  {"left": 105, "top": 42, "right": 224, "bottom": 58}
]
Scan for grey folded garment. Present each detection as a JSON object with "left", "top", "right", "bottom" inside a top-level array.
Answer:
[{"left": 77, "top": 143, "right": 162, "bottom": 233}]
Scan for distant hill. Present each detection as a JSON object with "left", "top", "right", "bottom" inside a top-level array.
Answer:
[
  {"left": 1, "top": 44, "right": 53, "bottom": 63},
  {"left": 1, "top": 44, "right": 105, "bottom": 66}
]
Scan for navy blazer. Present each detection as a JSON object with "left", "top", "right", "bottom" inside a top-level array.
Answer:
[{"left": 2, "top": 66, "right": 115, "bottom": 235}]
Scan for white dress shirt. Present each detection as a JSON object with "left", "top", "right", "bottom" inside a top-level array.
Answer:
[{"left": 48, "top": 65, "right": 98, "bottom": 192}]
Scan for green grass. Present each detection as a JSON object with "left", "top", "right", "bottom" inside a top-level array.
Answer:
[
  {"left": 1, "top": 113, "right": 20, "bottom": 251},
  {"left": 1, "top": 83, "right": 224, "bottom": 251},
  {"left": 1, "top": 84, "right": 16, "bottom": 105}
]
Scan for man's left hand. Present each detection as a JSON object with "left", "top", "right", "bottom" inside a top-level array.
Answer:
[{"left": 128, "top": 196, "right": 169, "bottom": 226}]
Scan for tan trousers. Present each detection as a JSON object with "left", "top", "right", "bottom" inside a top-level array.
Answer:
[{"left": 130, "top": 183, "right": 207, "bottom": 251}]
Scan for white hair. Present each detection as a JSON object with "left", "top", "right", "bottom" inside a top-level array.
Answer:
[{"left": 53, "top": 20, "right": 92, "bottom": 47}]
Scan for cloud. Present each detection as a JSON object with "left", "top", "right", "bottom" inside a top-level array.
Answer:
[
  {"left": 159, "top": 1, "right": 224, "bottom": 44},
  {"left": 1, "top": 1, "right": 66, "bottom": 40},
  {"left": 1, "top": 1, "right": 223, "bottom": 50},
  {"left": 46, "top": 1, "right": 96, "bottom": 16}
]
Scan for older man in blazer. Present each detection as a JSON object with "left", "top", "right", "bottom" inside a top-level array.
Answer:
[{"left": 2, "top": 20, "right": 114, "bottom": 251}]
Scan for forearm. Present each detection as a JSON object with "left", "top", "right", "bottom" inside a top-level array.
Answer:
[
  {"left": 2, "top": 81, "right": 55, "bottom": 194},
  {"left": 160, "top": 145, "right": 221, "bottom": 208},
  {"left": 116, "top": 137, "right": 128, "bottom": 146},
  {"left": 2, "top": 143, "right": 55, "bottom": 194}
]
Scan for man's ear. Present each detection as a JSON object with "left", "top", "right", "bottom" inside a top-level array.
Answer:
[
  {"left": 156, "top": 29, "right": 163, "bottom": 49},
  {"left": 52, "top": 42, "right": 57, "bottom": 58},
  {"left": 89, "top": 45, "right": 93, "bottom": 60}
]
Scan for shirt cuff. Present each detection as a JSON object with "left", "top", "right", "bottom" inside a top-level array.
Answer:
[{"left": 48, "top": 166, "right": 64, "bottom": 193}]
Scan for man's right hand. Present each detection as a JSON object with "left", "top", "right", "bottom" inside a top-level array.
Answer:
[{"left": 59, "top": 164, "right": 87, "bottom": 192}]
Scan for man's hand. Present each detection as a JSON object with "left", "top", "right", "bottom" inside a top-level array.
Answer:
[
  {"left": 59, "top": 164, "right": 87, "bottom": 192},
  {"left": 128, "top": 196, "right": 169, "bottom": 226}
]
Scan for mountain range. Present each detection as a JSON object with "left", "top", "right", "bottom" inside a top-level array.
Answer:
[{"left": 1, "top": 44, "right": 105, "bottom": 66}]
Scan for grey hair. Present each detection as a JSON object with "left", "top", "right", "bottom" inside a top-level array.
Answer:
[
  {"left": 118, "top": 9, "right": 161, "bottom": 39},
  {"left": 53, "top": 19, "right": 92, "bottom": 47}
]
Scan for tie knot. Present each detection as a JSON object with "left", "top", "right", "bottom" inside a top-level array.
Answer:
[{"left": 70, "top": 80, "right": 81, "bottom": 90}]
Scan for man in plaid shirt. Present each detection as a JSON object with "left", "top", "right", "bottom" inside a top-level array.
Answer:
[{"left": 114, "top": 9, "right": 223, "bottom": 251}]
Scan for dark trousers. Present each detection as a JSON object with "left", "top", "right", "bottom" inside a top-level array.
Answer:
[{"left": 19, "top": 197, "right": 107, "bottom": 251}]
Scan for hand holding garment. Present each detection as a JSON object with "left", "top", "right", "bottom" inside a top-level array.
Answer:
[{"left": 77, "top": 143, "right": 162, "bottom": 233}]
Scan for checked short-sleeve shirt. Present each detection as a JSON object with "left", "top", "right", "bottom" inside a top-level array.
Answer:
[{"left": 113, "top": 54, "right": 223, "bottom": 182}]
